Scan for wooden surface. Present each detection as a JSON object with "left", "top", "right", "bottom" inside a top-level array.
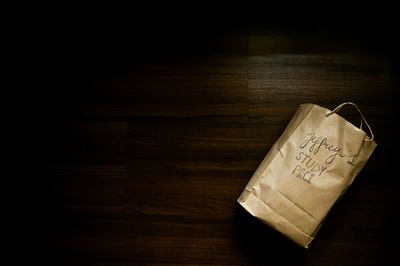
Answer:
[{"left": 36, "top": 24, "right": 398, "bottom": 265}]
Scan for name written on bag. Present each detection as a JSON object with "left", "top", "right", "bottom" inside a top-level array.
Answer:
[{"left": 291, "top": 132, "right": 353, "bottom": 184}]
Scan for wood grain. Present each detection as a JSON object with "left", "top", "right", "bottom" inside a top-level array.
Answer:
[{"left": 36, "top": 27, "right": 398, "bottom": 265}]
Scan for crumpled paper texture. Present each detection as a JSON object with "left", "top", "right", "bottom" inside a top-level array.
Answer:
[{"left": 238, "top": 103, "right": 377, "bottom": 248}]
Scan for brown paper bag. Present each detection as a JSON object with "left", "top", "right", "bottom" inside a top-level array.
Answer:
[{"left": 238, "top": 102, "right": 377, "bottom": 248}]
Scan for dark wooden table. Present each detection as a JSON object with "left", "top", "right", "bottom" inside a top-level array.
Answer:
[{"left": 36, "top": 23, "right": 398, "bottom": 265}]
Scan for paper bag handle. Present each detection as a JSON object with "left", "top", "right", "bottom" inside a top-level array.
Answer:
[{"left": 326, "top": 102, "right": 375, "bottom": 141}]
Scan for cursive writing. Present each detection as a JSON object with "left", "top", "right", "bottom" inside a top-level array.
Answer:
[{"left": 299, "top": 132, "right": 345, "bottom": 164}]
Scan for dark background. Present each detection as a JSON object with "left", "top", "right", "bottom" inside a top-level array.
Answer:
[{"left": 33, "top": 6, "right": 399, "bottom": 265}]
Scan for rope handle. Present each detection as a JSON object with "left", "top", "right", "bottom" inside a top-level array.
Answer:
[{"left": 325, "top": 102, "right": 375, "bottom": 142}]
